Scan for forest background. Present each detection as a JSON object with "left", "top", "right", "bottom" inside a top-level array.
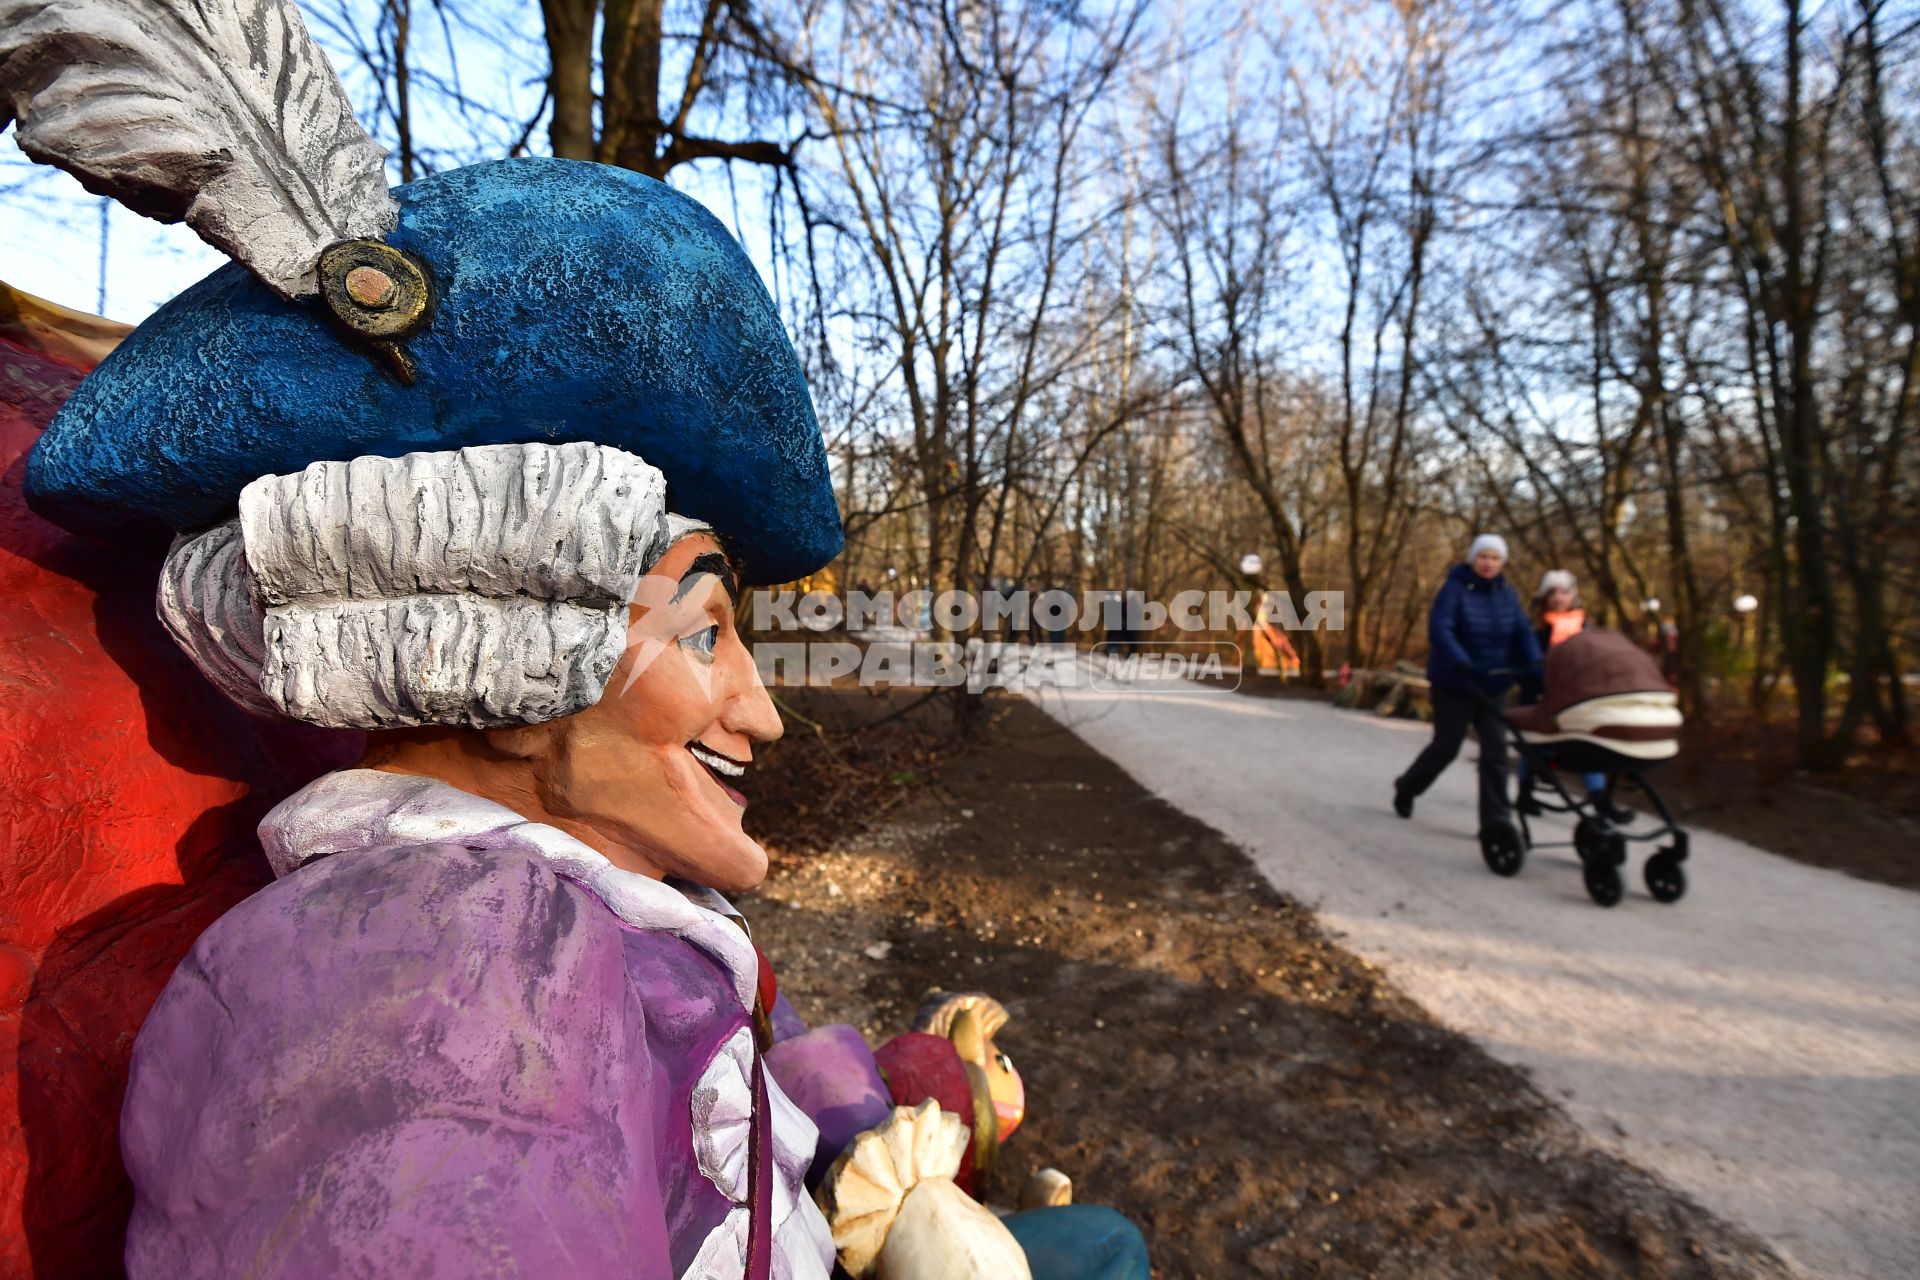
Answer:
[{"left": 3, "top": 0, "right": 1914, "bottom": 772}]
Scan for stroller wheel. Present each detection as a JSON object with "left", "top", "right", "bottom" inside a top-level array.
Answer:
[
  {"left": 1574, "top": 816, "right": 1627, "bottom": 867},
  {"left": 1583, "top": 860, "right": 1624, "bottom": 907},
  {"left": 1644, "top": 850, "right": 1687, "bottom": 903},
  {"left": 1480, "top": 820, "right": 1525, "bottom": 877}
]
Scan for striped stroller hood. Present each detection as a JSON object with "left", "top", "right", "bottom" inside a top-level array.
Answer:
[{"left": 1508, "top": 628, "right": 1683, "bottom": 760}]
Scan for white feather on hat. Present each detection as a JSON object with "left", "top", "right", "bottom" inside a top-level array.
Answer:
[{"left": 0, "top": 0, "right": 397, "bottom": 297}]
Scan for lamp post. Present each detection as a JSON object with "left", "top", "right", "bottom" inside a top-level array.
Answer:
[{"left": 1734, "top": 593, "right": 1759, "bottom": 681}]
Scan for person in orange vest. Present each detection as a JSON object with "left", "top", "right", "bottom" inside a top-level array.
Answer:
[
  {"left": 1517, "top": 570, "right": 1633, "bottom": 821},
  {"left": 1536, "top": 570, "right": 1588, "bottom": 647},
  {"left": 1252, "top": 592, "right": 1302, "bottom": 677}
]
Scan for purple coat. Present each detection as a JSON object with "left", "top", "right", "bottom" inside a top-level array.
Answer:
[{"left": 120, "top": 770, "right": 838, "bottom": 1278}]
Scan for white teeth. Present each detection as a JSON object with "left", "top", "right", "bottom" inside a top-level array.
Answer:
[{"left": 688, "top": 743, "right": 745, "bottom": 778}]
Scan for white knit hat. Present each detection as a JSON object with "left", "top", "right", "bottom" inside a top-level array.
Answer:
[
  {"left": 1537, "top": 569, "right": 1577, "bottom": 596},
  {"left": 1468, "top": 533, "right": 1509, "bottom": 564}
]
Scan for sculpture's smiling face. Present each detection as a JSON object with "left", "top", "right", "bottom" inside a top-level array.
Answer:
[{"left": 545, "top": 532, "right": 783, "bottom": 892}]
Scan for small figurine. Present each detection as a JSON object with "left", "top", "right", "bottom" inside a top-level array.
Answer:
[
  {"left": 912, "top": 990, "right": 1029, "bottom": 1144},
  {"left": 818, "top": 1101, "right": 1031, "bottom": 1280},
  {"left": 866, "top": 991, "right": 1025, "bottom": 1196},
  {"left": 796, "top": 990, "right": 1149, "bottom": 1280}
]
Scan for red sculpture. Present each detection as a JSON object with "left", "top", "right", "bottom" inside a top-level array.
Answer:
[{"left": 0, "top": 286, "right": 358, "bottom": 1278}]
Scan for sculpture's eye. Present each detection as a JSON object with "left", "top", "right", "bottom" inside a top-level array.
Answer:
[
  {"left": 680, "top": 624, "right": 720, "bottom": 661},
  {"left": 996, "top": 1052, "right": 1013, "bottom": 1074}
]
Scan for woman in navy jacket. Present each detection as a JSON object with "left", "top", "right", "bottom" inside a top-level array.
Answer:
[{"left": 1393, "top": 535, "right": 1543, "bottom": 831}]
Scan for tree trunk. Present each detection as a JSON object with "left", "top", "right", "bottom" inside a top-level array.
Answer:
[
  {"left": 541, "top": 0, "right": 597, "bottom": 161},
  {"left": 600, "top": 0, "right": 667, "bottom": 175}
]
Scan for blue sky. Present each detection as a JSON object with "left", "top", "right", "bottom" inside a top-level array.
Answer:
[
  {"left": 0, "top": 0, "right": 789, "bottom": 322},
  {"left": 2, "top": 0, "right": 1539, "bottom": 381},
  {"left": 1, "top": 147, "right": 225, "bottom": 321}
]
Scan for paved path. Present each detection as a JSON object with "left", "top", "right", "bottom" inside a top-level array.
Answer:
[{"left": 1020, "top": 663, "right": 1920, "bottom": 1279}]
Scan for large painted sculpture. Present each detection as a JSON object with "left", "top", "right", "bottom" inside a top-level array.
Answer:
[
  {"left": 0, "top": 283, "right": 371, "bottom": 1279},
  {"left": 1, "top": 0, "right": 1148, "bottom": 1276}
]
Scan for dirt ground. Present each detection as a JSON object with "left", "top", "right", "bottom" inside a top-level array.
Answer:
[
  {"left": 1648, "top": 723, "right": 1920, "bottom": 891},
  {"left": 741, "top": 689, "right": 1792, "bottom": 1279},
  {"left": 1233, "top": 674, "right": 1920, "bottom": 892}
]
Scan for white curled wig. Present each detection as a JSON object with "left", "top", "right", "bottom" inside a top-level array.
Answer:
[{"left": 156, "top": 441, "right": 691, "bottom": 730}]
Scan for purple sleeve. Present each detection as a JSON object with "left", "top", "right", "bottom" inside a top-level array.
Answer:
[
  {"left": 769, "top": 990, "right": 810, "bottom": 1043},
  {"left": 121, "top": 843, "right": 674, "bottom": 1278},
  {"left": 764, "top": 1025, "right": 892, "bottom": 1184}
]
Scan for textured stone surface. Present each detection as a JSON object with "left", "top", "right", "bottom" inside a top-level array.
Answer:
[
  {"left": 0, "top": 0, "right": 397, "bottom": 296},
  {"left": 259, "top": 595, "right": 626, "bottom": 728},
  {"left": 27, "top": 157, "right": 844, "bottom": 585},
  {"left": 237, "top": 442, "right": 666, "bottom": 606},
  {"left": 154, "top": 520, "right": 278, "bottom": 717},
  {"left": 0, "top": 331, "right": 359, "bottom": 1279}
]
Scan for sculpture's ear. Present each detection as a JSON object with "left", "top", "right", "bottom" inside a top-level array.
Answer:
[
  {"left": 948, "top": 1006, "right": 989, "bottom": 1071},
  {"left": 0, "top": 282, "right": 132, "bottom": 371}
]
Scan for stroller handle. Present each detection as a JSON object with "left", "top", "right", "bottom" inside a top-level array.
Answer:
[{"left": 1463, "top": 666, "right": 1541, "bottom": 713}]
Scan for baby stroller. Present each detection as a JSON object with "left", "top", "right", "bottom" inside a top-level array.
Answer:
[{"left": 1477, "top": 629, "right": 1690, "bottom": 907}]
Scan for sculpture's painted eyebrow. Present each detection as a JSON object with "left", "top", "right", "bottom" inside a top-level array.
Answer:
[{"left": 673, "top": 553, "right": 738, "bottom": 605}]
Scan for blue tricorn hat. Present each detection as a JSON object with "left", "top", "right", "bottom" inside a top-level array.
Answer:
[{"left": 26, "top": 157, "right": 843, "bottom": 585}]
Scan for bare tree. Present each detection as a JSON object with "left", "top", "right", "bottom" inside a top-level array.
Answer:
[
  {"left": 1146, "top": 16, "right": 1332, "bottom": 680},
  {"left": 1289, "top": 0, "right": 1472, "bottom": 670},
  {"left": 791, "top": 0, "right": 1149, "bottom": 634}
]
